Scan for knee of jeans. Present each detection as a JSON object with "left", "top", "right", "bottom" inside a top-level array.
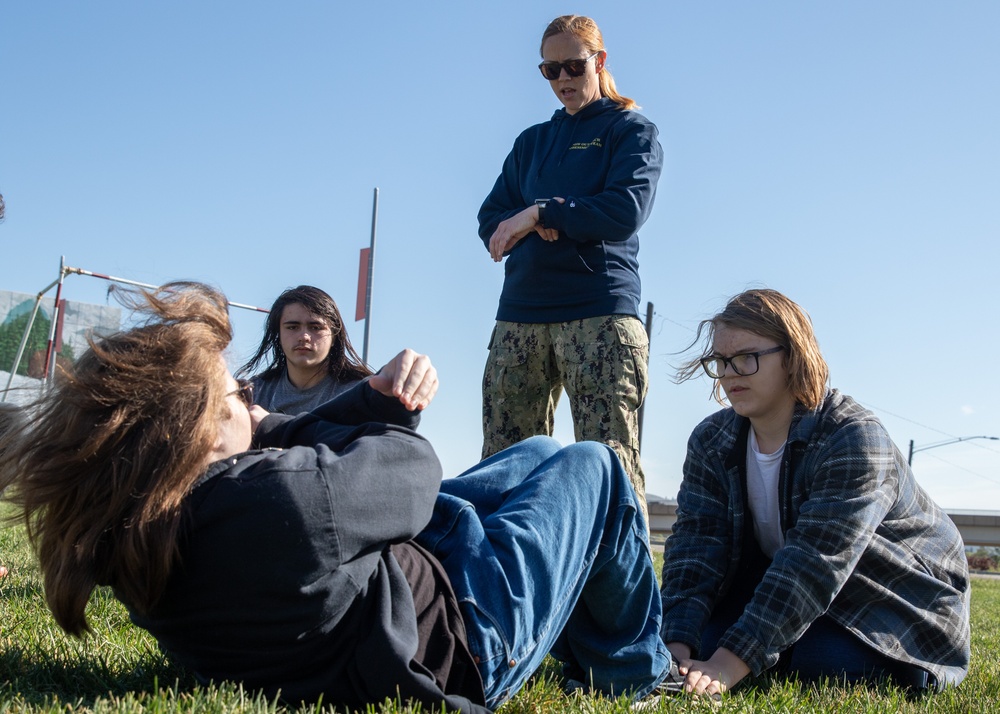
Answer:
[
  {"left": 558, "top": 441, "right": 619, "bottom": 485},
  {"left": 520, "top": 434, "right": 564, "bottom": 457}
]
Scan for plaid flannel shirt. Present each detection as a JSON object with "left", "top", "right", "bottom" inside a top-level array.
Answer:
[{"left": 660, "top": 389, "right": 970, "bottom": 690}]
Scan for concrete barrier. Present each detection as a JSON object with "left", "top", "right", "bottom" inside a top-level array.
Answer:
[{"left": 648, "top": 500, "right": 1000, "bottom": 548}]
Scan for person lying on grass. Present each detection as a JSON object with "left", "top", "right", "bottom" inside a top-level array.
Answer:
[
  {"left": 0, "top": 282, "right": 680, "bottom": 713},
  {"left": 0, "top": 402, "right": 26, "bottom": 581},
  {"left": 661, "top": 288, "right": 970, "bottom": 698}
]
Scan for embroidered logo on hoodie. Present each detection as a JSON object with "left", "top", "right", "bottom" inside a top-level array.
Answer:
[{"left": 569, "top": 137, "right": 604, "bottom": 151}]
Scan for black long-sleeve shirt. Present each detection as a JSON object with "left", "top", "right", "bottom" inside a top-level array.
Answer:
[{"left": 124, "top": 381, "right": 488, "bottom": 712}]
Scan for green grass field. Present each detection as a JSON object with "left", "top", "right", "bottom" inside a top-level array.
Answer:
[{"left": 2, "top": 521, "right": 996, "bottom": 713}]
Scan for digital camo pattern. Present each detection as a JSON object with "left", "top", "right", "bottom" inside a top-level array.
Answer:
[{"left": 481, "top": 315, "right": 650, "bottom": 519}]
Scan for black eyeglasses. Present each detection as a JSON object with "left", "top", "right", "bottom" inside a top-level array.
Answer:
[
  {"left": 228, "top": 379, "right": 254, "bottom": 408},
  {"left": 538, "top": 51, "right": 601, "bottom": 80},
  {"left": 700, "top": 346, "right": 786, "bottom": 379}
]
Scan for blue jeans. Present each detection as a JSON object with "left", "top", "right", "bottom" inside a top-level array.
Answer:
[{"left": 415, "top": 436, "right": 671, "bottom": 709}]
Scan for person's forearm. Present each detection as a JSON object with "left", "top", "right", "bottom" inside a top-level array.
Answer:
[
  {"left": 705, "top": 647, "right": 750, "bottom": 689},
  {"left": 309, "top": 378, "right": 420, "bottom": 429},
  {"left": 667, "top": 641, "right": 691, "bottom": 663}
]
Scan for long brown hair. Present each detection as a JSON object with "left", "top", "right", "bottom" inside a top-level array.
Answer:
[
  {"left": 677, "top": 288, "right": 830, "bottom": 409},
  {"left": 0, "top": 282, "right": 233, "bottom": 635},
  {"left": 540, "top": 15, "right": 638, "bottom": 111}
]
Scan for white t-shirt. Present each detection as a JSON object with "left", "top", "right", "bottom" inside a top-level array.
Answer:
[{"left": 746, "top": 428, "right": 786, "bottom": 558}]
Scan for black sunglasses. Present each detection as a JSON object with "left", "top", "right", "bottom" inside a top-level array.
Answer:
[
  {"left": 228, "top": 379, "right": 254, "bottom": 408},
  {"left": 538, "top": 51, "right": 601, "bottom": 81}
]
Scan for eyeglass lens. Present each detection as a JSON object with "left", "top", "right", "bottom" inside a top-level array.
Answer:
[
  {"left": 538, "top": 57, "right": 591, "bottom": 80},
  {"left": 233, "top": 380, "right": 254, "bottom": 408},
  {"left": 538, "top": 60, "right": 585, "bottom": 80},
  {"left": 703, "top": 354, "right": 759, "bottom": 378}
]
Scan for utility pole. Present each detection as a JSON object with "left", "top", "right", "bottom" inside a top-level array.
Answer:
[{"left": 637, "top": 301, "right": 653, "bottom": 452}]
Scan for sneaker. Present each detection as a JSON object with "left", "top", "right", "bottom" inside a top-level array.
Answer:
[
  {"left": 632, "top": 659, "right": 722, "bottom": 710},
  {"left": 562, "top": 678, "right": 606, "bottom": 714},
  {"left": 656, "top": 658, "right": 687, "bottom": 696},
  {"left": 631, "top": 659, "right": 686, "bottom": 711}
]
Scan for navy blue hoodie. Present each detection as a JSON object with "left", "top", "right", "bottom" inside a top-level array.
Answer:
[{"left": 478, "top": 98, "right": 662, "bottom": 323}]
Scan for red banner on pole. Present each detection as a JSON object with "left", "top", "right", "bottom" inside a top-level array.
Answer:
[{"left": 355, "top": 248, "right": 370, "bottom": 322}]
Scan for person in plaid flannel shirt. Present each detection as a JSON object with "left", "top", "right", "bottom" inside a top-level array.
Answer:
[{"left": 660, "top": 289, "right": 970, "bottom": 699}]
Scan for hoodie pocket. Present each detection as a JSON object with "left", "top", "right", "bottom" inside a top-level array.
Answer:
[{"left": 573, "top": 241, "right": 609, "bottom": 275}]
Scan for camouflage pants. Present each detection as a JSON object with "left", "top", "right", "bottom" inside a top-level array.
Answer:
[{"left": 481, "top": 315, "right": 650, "bottom": 519}]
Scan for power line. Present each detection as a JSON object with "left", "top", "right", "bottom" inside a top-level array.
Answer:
[
  {"left": 919, "top": 450, "right": 1000, "bottom": 489},
  {"left": 860, "top": 399, "right": 1000, "bottom": 456},
  {"left": 857, "top": 400, "right": 954, "bottom": 438},
  {"left": 860, "top": 400, "right": 1000, "bottom": 488},
  {"left": 651, "top": 310, "right": 694, "bottom": 336}
]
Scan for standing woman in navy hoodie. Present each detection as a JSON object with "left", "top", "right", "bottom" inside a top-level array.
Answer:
[{"left": 479, "top": 14, "right": 662, "bottom": 518}]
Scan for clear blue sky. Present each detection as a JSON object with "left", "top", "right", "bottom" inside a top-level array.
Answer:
[{"left": 2, "top": 1, "right": 998, "bottom": 509}]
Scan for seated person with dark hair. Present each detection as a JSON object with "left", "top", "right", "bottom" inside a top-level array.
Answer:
[{"left": 239, "top": 285, "right": 371, "bottom": 414}]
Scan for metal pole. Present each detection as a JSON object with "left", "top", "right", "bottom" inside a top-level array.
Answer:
[
  {"left": 65, "top": 266, "right": 269, "bottom": 313},
  {"left": 44, "top": 256, "right": 68, "bottom": 382},
  {"left": 908, "top": 439, "right": 915, "bottom": 466},
  {"left": 4, "top": 262, "right": 271, "bottom": 401},
  {"left": 908, "top": 435, "right": 998, "bottom": 466},
  {"left": 362, "top": 187, "right": 378, "bottom": 365},
  {"left": 637, "top": 301, "right": 653, "bottom": 452},
  {"left": 2, "top": 291, "right": 51, "bottom": 401}
]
